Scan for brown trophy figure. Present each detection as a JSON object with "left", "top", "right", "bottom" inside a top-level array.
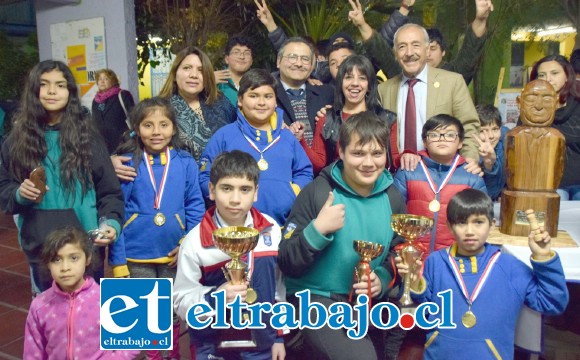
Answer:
[
  {"left": 212, "top": 226, "right": 260, "bottom": 350},
  {"left": 350, "top": 240, "right": 384, "bottom": 305},
  {"left": 501, "top": 80, "right": 565, "bottom": 237},
  {"left": 391, "top": 214, "right": 434, "bottom": 307}
]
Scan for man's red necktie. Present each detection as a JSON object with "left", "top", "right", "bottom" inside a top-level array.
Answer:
[{"left": 404, "top": 78, "right": 419, "bottom": 152}]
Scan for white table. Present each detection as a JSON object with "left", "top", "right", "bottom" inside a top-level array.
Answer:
[
  {"left": 493, "top": 201, "right": 580, "bottom": 355},
  {"left": 494, "top": 201, "right": 580, "bottom": 281}
]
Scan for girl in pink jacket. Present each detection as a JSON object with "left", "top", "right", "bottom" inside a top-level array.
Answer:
[{"left": 24, "top": 227, "right": 139, "bottom": 359}]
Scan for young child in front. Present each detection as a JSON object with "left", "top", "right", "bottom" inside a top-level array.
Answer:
[
  {"left": 109, "top": 97, "right": 205, "bottom": 360},
  {"left": 199, "top": 68, "right": 312, "bottom": 226},
  {"left": 0, "top": 60, "right": 124, "bottom": 294},
  {"left": 24, "top": 227, "right": 139, "bottom": 359},
  {"left": 394, "top": 114, "right": 487, "bottom": 257},
  {"left": 174, "top": 150, "right": 285, "bottom": 360},
  {"left": 475, "top": 104, "right": 509, "bottom": 200},
  {"left": 396, "top": 189, "right": 568, "bottom": 359}
]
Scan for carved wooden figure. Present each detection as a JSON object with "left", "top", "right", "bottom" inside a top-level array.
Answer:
[{"left": 501, "top": 80, "right": 565, "bottom": 237}]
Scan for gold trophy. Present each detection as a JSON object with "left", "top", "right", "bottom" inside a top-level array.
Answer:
[
  {"left": 391, "top": 214, "right": 433, "bottom": 307},
  {"left": 351, "top": 240, "right": 385, "bottom": 305},
  {"left": 212, "top": 226, "right": 260, "bottom": 350}
]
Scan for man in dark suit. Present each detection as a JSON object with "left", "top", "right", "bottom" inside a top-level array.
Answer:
[{"left": 274, "top": 37, "right": 334, "bottom": 148}]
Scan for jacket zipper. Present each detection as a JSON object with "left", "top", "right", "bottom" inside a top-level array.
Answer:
[{"left": 67, "top": 293, "right": 76, "bottom": 359}]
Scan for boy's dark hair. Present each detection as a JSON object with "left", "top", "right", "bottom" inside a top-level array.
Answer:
[
  {"left": 338, "top": 111, "right": 389, "bottom": 152},
  {"left": 326, "top": 41, "right": 355, "bottom": 58},
  {"left": 209, "top": 150, "right": 260, "bottom": 186},
  {"left": 476, "top": 104, "right": 502, "bottom": 127},
  {"left": 447, "top": 189, "right": 494, "bottom": 225},
  {"left": 225, "top": 35, "right": 253, "bottom": 56},
  {"left": 238, "top": 69, "right": 277, "bottom": 99},
  {"left": 427, "top": 28, "right": 447, "bottom": 52},
  {"left": 571, "top": 49, "right": 580, "bottom": 75},
  {"left": 422, "top": 114, "right": 465, "bottom": 141},
  {"left": 41, "top": 226, "right": 93, "bottom": 265}
]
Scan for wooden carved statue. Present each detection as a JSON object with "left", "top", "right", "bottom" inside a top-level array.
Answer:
[{"left": 501, "top": 79, "right": 566, "bottom": 236}]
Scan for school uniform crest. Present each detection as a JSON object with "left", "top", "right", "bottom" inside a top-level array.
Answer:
[
  {"left": 283, "top": 223, "right": 296, "bottom": 239},
  {"left": 263, "top": 232, "right": 272, "bottom": 246}
]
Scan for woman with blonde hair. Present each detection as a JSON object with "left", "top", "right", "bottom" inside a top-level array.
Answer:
[{"left": 92, "top": 68, "right": 134, "bottom": 154}]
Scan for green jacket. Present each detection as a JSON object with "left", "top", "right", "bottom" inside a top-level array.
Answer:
[{"left": 279, "top": 162, "right": 406, "bottom": 299}]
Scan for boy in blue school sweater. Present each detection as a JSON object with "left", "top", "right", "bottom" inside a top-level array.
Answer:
[
  {"left": 396, "top": 189, "right": 568, "bottom": 360},
  {"left": 475, "top": 104, "right": 509, "bottom": 200},
  {"left": 199, "top": 68, "right": 313, "bottom": 226}
]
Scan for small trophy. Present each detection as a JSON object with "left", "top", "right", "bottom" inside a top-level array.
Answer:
[
  {"left": 391, "top": 214, "right": 433, "bottom": 307},
  {"left": 212, "top": 226, "right": 260, "bottom": 350},
  {"left": 351, "top": 240, "right": 384, "bottom": 305}
]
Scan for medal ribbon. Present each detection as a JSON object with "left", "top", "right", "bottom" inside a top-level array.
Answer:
[
  {"left": 447, "top": 248, "right": 500, "bottom": 306},
  {"left": 144, "top": 147, "right": 171, "bottom": 210},
  {"left": 242, "top": 134, "right": 281, "bottom": 160},
  {"left": 419, "top": 154, "right": 461, "bottom": 197}
]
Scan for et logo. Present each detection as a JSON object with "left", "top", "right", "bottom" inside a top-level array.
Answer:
[{"left": 100, "top": 278, "right": 173, "bottom": 350}]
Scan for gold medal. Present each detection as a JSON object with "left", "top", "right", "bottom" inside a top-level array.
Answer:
[
  {"left": 429, "top": 199, "right": 441, "bottom": 212},
  {"left": 246, "top": 287, "right": 258, "bottom": 304},
  {"left": 462, "top": 310, "right": 477, "bottom": 328},
  {"left": 154, "top": 212, "right": 166, "bottom": 226},
  {"left": 257, "top": 158, "right": 269, "bottom": 171}
]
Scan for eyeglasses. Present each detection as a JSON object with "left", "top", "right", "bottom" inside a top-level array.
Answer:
[
  {"left": 283, "top": 54, "right": 312, "bottom": 64},
  {"left": 230, "top": 50, "right": 252, "bottom": 58},
  {"left": 425, "top": 132, "right": 459, "bottom": 142}
]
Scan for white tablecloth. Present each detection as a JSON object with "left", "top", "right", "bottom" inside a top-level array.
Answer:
[{"left": 493, "top": 201, "right": 580, "bottom": 353}]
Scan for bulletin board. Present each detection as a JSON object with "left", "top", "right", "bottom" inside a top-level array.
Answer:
[{"left": 50, "top": 17, "right": 106, "bottom": 108}]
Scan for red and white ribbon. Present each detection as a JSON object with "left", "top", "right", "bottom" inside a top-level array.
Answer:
[
  {"left": 447, "top": 249, "right": 501, "bottom": 306},
  {"left": 144, "top": 147, "right": 171, "bottom": 210},
  {"left": 419, "top": 154, "right": 460, "bottom": 197}
]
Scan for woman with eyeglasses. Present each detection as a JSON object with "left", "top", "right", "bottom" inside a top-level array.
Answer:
[
  {"left": 530, "top": 55, "right": 580, "bottom": 200},
  {"left": 290, "top": 55, "right": 396, "bottom": 174},
  {"left": 112, "top": 47, "right": 236, "bottom": 181}
]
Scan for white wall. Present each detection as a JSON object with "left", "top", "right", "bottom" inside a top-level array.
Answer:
[{"left": 34, "top": 0, "right": 138, "bottom": 104}]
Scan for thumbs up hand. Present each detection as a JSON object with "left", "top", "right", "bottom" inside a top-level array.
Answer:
[{"left": 313, "top": 192, "right": 345, "bottom": 235}]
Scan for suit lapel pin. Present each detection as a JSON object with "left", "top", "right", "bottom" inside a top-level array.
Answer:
[{"left": 434, "top": 81, "right": 440, "bottom": 88}]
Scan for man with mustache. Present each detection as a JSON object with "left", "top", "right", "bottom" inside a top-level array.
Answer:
[
  {"left": 378, "top": 24, "right": 481, "bottom": 174},
  {"left": 274, "top": 37, "right": 334, "bottom": 149}
]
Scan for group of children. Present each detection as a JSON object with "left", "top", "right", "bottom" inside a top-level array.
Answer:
[{"left": 0, "top": 59, "right": 568, "bottom": 360}]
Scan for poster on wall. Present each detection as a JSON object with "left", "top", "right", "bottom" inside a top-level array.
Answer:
[
  {"left": 497, "top": 91, "right": 520, "bottom": 129},
  {"left": 50, "top": 17, "right": 106, "bottom": 109}
]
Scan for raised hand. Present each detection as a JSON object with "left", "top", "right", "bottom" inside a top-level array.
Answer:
[
  {"left": 313, "top": 191, "right": 345, "bottom": 235},
  {"left": 347, "top": 0, "right": 366, "bottom": 27},
  {"left": 464, "top": 157, "right": 484, "bottom": 177},
  {"left": 475, "top": 132, "right": 496, "bottom": 171},
  {"left": 475, "top": 0, "right": 494, "bottom": 21},
  {"left": 528, "top": 225, "right": 552, "bottom": 261},
  {"left": 255, "top": 0, "right": 277, "bottom": 32}
]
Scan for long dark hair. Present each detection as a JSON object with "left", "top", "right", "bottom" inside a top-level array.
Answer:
[
  {"left": 9, "top": 60, "right": 93, "bottom": 196},
  {"left": 334, "top": 55, "right": 381, "bottom": 113},
  {"left": 530, "top": 54, "right": 580, "bottom": 104},
  {"left": 115, "top": 97, "right": 184, "bottom": 170}
]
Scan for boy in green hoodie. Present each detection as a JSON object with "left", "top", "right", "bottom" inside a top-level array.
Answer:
[{"left": 278, "top": 111, "right": 407, "bottom": 359}]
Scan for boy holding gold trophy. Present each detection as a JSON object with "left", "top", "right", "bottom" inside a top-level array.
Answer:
[
  {"left": 279, "top": 111, "right": 406, "bottom": 359},
  {"left": 174, "top": 150, "right": 285, "bottom": 360},
  {"left": 396, "top": 189, "right": 568, "bottom": 359}
]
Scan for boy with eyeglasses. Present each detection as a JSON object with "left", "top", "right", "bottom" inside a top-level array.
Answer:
[
  {"left": 393, "top": 114, "right": 486, "bottom": 258},
  {"left": 216, "top": 36, "right": 255, "bottom": 107}
]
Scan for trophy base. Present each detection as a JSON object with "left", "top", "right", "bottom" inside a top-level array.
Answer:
[
  {"left": 216, "top": 327, "right": 257, "bottom": 351},
  {"left": 500, "top": 190, "right": 559, "bottom": 237}
]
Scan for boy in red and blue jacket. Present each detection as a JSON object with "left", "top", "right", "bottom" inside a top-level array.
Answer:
[{"left": 394, "top": 114, "right": 486, "bottom": 256}]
